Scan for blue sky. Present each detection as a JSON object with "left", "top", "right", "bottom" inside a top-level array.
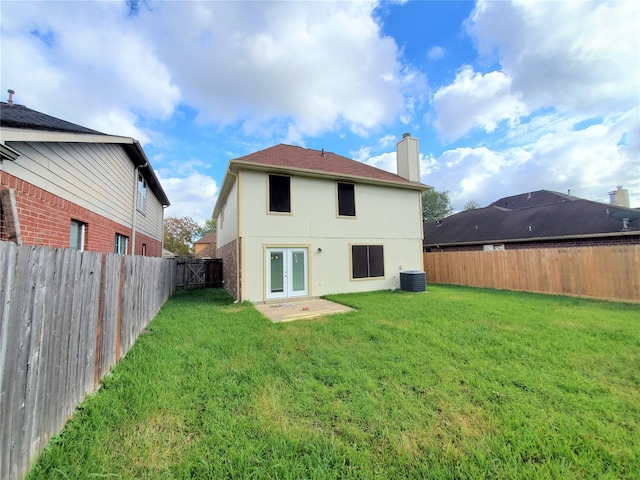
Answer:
[{"left": 2, "top": 0, "right": 638, "bottom": 224}]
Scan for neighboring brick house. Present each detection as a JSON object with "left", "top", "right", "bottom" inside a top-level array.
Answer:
[
  {"left": 194, "top": 230, "right": 217, "bottom": 258},
  {"left": 213, "top": 133, "right": 429, "bottom": 302},
  {"left": 423, "top": 190, "right": 640, "bottom": 252},
  {"left": 0, "top": 100, "right": 170, "bottom": 256}
]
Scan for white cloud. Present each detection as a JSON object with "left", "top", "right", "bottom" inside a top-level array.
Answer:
[
  {"left": 427, "top": 46, "right": 444, "bottom": 60},
  {"left": 425, "top": 0, "right": 639, "bottom": 209},
  {"left": 135, "top": 0, "right": 408, "bottom": 138},
  {"left": 0, "top": 1, "right": 180, "bottom": 138},
  {"left": 351, "top": 146, "right": 374, "bottom": 163},
  {"left": 378, "top": 134, "right": 397, "bottom": 148},
  {"left": 159, "top": 172, "right": 219, "bottom": 225},
  {"left": 362, "top": 149, "right": 438, "bottom": 184},
  {"left": 466, "top": 0, "right": 639, "bottom": 115},
  {"left": 363, "top": 152, "right": 397, "bottom": 173},
  {"left": 91, "top": 109, "right": 151, "bottom": 144},
  {"left": 430, "top": 107, "right": 639, "bottom": 210},
  {"left": 432, "top": 66, "right": 528, "bottom": 142},
  {"left": 2, "top": 1, "right": 415, "bottom": 141}
]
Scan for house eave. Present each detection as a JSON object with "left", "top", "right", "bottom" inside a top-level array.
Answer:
[
  {"left": 0, "top": 126, "right": 132, "bottom": 144},
  {"left": 123, "top": 141, "right": 170, "bottom": 207},
  {"left": 212, "top": 167, "right": 237, "bottom": 219}
]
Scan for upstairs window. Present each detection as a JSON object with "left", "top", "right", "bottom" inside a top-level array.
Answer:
[
  {"left": 337, "top": 182, "right": 356, "bottom": 217},
  {"left": 115, "top": 233, "right": 128, "bottom": 255},
  {"left": 351, "top": 245, "right": 385, "bottom": 279},
  {"left": 70, "top": 220, "right": 87, "bottom": 251},
  {"left": 269, "top": 174, "right": 290, "bottom": 213},
  {"left": 137, "top": 173, "right": 147, "bottom": 213}
]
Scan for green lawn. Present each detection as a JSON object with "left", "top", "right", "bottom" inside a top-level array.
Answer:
[{"left": 28, "top": 286, "right": 640, "bottom": 479}]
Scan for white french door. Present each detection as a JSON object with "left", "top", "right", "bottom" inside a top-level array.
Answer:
[{"left": 266, "top": 247, "right": 308, "bottom": 300}]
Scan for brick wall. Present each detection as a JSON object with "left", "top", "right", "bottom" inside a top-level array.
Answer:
[
  {"left": 217, "top": 239, "right": 238, "bottom": 300},
  {"left": 504, "top": 235, "right": 640, "bottom": 249},
  {"left": 1, "top": 172, "right": 162, "bottom": 256},
  {"left": 134, "top": 231, "right": 163, "bottom": 257},
  {"left": 195, "top": 243, "right": 217, "bottom": 259},
  {"left": 0, "top": 201, "right": 6, "bottom": 240},
  {"left": 425, "top": 234, "right": 640, "bottom": 252}
]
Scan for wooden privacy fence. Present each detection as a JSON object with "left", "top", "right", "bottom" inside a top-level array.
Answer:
[
  {"left": 175, "top": 257, "right": 222, "bottom": 289},
  {"left": 0, "top": 242, "right": 177, "bottom": 480},
  {"left": 423, "top": 245, "right": 640, "bottom": 303}
]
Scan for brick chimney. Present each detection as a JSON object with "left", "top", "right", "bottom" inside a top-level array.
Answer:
[
  {"left": 608, "top": 185, "right": 630, "bottom": 207},
  {"left": 396, "top": 132, "right": 420, "bottom": 182}
]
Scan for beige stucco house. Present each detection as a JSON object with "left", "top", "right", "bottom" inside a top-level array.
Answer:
[{"left": 212, "top": 133, "right": 429, "bottom": 302}]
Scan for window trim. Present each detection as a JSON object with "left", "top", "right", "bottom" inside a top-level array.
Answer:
[
  {"left": 337, "top": 182, "right": 356, "bottom": 217},
  {"left": 267, "top": 174, "right": 292, "bottom": 214},
  {"left": 350, "top": 244, "right": 385, "bottom": 280}
]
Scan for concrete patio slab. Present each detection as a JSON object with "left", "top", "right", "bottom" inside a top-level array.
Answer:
[{"left": 253, "top": 298, "right": 355, "bottom": 322}]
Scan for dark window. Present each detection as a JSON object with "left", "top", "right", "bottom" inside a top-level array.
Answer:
[
  {"left": 338, "top": 182, "right": 356, "bottom": 216},
  {"left": 352, "top": 245, "right": 369, "bottom": 278},
  {"left": 269, "top": 174, "right": 290, "bottom": 213},
  {"left": 352, "top": 245, "right": 384, "bottom": 279}
]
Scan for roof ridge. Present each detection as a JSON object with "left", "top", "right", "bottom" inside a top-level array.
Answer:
[{"left": 230, "top": 143, "right": 427, "bottom": 189}]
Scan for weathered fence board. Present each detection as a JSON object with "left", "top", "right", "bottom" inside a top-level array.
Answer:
[
  {"left": 423, "top": 245, "right": 640, "bottom": 303},
  {"left": 0, "top": 242, "right": 177, "bottom": 480}
]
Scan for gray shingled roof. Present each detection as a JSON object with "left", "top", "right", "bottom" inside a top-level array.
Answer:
[
  {"left": 0, "top": 102, "right": 105, "bottom": 134},
  {"left": 424, "top": 190, "right": 640, "bottom": 246}
]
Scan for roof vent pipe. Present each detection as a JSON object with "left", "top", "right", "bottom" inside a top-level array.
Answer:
[{"left": 7, "top": 89, "right": 15, "bottom": 106}]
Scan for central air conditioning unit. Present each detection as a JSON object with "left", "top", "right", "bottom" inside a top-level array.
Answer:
[{"left": 400, "top": 270, "right": 427, "bottom": 292}]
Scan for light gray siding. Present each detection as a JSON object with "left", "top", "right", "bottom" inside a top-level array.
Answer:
[
  {"left": 135, "top": 190, "right": 164, "bottom": 242},
  {"left": 4, "top": 141, "right": 163, "bottom": 241}
]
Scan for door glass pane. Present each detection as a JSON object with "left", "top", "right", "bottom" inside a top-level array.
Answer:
[
  {"left": 270, "top": 251, "right": 284, "bottom": 293},
  {"left": 291, "top": 251, "right": 305, "bottom": 291}
]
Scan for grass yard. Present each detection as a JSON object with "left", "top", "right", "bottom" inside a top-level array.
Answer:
[{"left": 28, "top": 286, "right": 639, "bottom": 479}]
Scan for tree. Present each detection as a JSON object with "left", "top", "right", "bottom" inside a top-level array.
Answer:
[
  {"left": 195, "top": 218, "right": 216, "bottom": 238},
  {"left": 421, "top": 189, "right": 454, "bottom": 221},
  {"left": 163, "top": 216, "right": 200, "bottom": 257},
  {"left": 464, "top": 200, "right": 481, "bottom": 211}
]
